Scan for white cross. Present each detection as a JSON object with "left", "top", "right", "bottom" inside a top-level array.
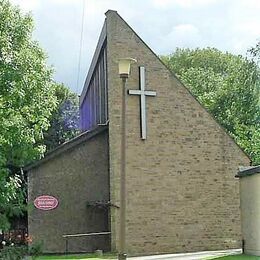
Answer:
[{"left": 128, "top": 66, "right": 156, "bottom": 140}]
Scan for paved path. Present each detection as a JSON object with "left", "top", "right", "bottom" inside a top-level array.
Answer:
[{"left": 130, "top": 249, "right": 242, "bottom": 260}]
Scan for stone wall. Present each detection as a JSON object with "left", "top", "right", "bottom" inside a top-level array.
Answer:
[
  {"left": 27, "top": 127, "right": 110, "bottom": 253},
  {"left": 106, "top": 10, "right": 250, "bottom": 255}
]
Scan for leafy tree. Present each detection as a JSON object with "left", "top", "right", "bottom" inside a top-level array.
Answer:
[
  {"left": 161, "top": 48, "right": 260, "bottom": 164},
  {"left": 0, "top": 0, "right": 58, "bottom": 229},
  {"left": 249, "top": 41, "right": 260, "bottom": 63},
  {"left": 44, "top": 84, "right": 79, "bottom": 151},
  {"left": 246, "top": 41, "right": 260, "bottom": 164}
]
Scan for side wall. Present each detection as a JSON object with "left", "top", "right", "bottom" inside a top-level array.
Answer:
[
  {"left": 106, "top": 11, "right": 250, "bottom": 255},
  {"left": 240, "top": 174, "right": 260, "bottom": 256},
  {"left": 28, "top": 130, "right": 110, "bottom": 253}
]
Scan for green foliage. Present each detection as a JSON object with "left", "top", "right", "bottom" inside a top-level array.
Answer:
[
  {"left": 0, "top": 171, "right": 26, "bottom": 231},
  {"left": 0, "top": 0, "right": 57, "bottom": 166},
  {"left": 29, "top": 241, "right": 43, "bottom": 259},
  {"left": 43, "top": 84, "right": 79, "bottom": 151},
  {"left": 249, "top": 41, "right": 260, "bottom": 63},
  {"left": 0, "top": 0, "right": 58, "bottom": 229},
  {"left": 161, "top": 47, "right": 260, "bottom": 164},
  {"left": 0, "top": 245, "right": 27, "bottom": 260}
]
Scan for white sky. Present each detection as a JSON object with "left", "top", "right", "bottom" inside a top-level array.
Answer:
[{"left": 10, "top": 0, "right": 260, "bottom": 94}]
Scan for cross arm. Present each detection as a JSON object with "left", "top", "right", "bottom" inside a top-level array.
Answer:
[{"left": 128, "top": 90, "right": 142, "bottom": 95}]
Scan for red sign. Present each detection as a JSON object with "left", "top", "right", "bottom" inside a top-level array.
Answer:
[{"left": 34, "top": 195, "right": 58, "bottom": 211}]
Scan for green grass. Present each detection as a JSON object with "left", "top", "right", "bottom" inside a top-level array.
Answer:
[
  {"left": 211, "top": 254, "right": 260, "bottom": 259},
  {"left": 34, "top": 253, "right": 116, "bottom": 260},
  {"left": 29, "top": 253, "right": 260, "bottom": 260}
]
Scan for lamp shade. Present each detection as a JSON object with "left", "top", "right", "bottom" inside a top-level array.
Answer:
[{"left": 118, "top": 58, "right": 137, "bottom": 78}]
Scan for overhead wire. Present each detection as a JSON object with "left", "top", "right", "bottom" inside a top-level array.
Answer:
[{"left": 76, "top": 0, "right": 86, "bottom": 95}]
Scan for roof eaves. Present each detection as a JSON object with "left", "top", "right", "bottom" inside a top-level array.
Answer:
[
  {"left": 24, "top": 125, "right": 108, "bottom": 171},
  {"left": 235, "top": 165, "right": 260, "bottom": 178}
]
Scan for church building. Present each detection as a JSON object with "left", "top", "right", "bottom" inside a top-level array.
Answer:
[{"left": 25, "top": 10, "right": 250, "bottom": 255}]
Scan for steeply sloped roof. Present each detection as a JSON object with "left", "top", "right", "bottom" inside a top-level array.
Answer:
[
  {"left": 105, "top": 10, "right": 251, "bottom": 162},
  {"left": 80, "top": 21, "right": 107, "bottom": 106}
]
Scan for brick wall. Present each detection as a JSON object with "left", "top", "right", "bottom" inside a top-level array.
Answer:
[
  {"left": 106, "top": 10, "right": 250, "bottom": 255},
  {"left": 27, "top": 128, "right": 110, "bottom": 253}
]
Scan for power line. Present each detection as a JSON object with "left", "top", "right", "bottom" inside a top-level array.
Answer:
[{"left": 76, "top": 0, "right": 86, "bottom": 94}]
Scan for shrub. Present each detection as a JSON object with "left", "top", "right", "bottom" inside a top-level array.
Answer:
[
  {"left": 0, "top": 245, "right": 27, "bottom": 260},
  {"left": 29, "top": 241, "right": 43, "bottom": 259}
]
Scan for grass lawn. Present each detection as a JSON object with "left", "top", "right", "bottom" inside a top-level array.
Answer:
[
  {"left": 211, "top": 254, "right": 260, "bottom": 260},
  {"left": 30, "top": 253, "right": 260, "bottom": 260},
  {"left": 33, "top": 253, "right": 116, "bottom": 260}
]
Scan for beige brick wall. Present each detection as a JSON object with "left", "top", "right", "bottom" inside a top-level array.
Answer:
[
  {"left": 27, "top": 128, "right": 110, "bottom": 253},
  {"left": 106, "top": 10, "right": 250, "bottom": 255}
]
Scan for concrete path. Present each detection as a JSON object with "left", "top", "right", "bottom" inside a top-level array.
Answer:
[{"left": 130, "top": 249, "right": 242, "bottom": 260}]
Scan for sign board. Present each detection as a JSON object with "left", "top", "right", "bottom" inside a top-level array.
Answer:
[{"left": 34, "top": 195, "right": 58, "bottom": 211}]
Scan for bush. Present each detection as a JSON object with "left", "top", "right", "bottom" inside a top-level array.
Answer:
[
  {"left": 0, "top": 245, "right": 27, "bottom": 260},
  {"left": 29, "top": 241, "right": 43, "bottom": 259}
]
